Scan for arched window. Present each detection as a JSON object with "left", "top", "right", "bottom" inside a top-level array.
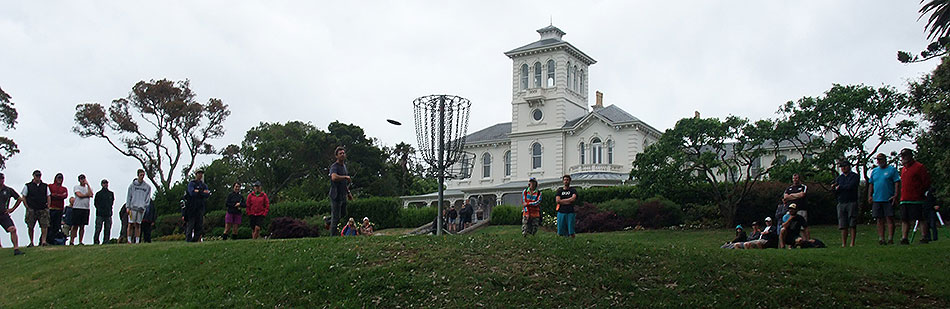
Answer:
[
  {"left": 460, "top": 155, "right": 471, "bottom": 179},
  {"left": 534, "top": 62, "right": 542, "bottom": 88},
  {"left": 573, "top": 66, "right": 579, "bottom": 90},
  {"left": 579, "top": 69, "right": 585, "bottom": 93},
  {"left": 607, "top": 140, "right": 614, "bottom": 164},
  {"left": 579, "top": 142, "right": 586, "bottom": 164},
  {"left": 504, "top": 151, "right": 511, "bottom": 177},
  {"left": 531, "top": 142, "right": 542, "bottom": 169},
  {"left": 521, "top": 64, "right": 529, "bottom": 90},
  {"left": 566, "top": 61, "right": 571, "bottom": 89},
  {"left": 591, "top": 137, "right": 602, "bottom": 164},
  {"left": 482, "top": 153, "right": 492, "bottom": 178},
  {"left": 546, "top": 60, "right": 555, "bottom": 87}
]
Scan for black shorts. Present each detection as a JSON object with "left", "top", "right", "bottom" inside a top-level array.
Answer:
[
  {"left": 901, "top": 203, "right": 924, "bottom": 221},
  {"left": 0, "top": 213, "right": 14, "bottom": 231},
  {"left": 71, "top": 208, "right": 90, "bottom": 226},
  {"left": 249, "top": 215, "right": 265, "bottom": 228}
]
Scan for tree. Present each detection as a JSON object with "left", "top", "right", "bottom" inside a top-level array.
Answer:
[
  {"left": 0, "top": 86, "right": 19, "bottom": 169},
  {"left": 898, "top": 0, "right": 950, "bottom": 62},
  {"left": 775, "top": 84, "right": 916, "bottom": 205},
  {"left": 631, "top": 116, "right": 782, "bottom": 226},
  {"left": 73, "top": 79, "right": 230, "bottom": 192},
  {"left": 909, "top": 56, "right": 950, "bottom": 200}
]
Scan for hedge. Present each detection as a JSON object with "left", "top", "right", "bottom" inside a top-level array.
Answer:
[
  {"left": 398, "top": 207, "right": 437, "bottom": 228},
  {"left": 489, "top": 205, "right": 521, "bottom": 225},
  {"left": 346, "top": 197, "right": 402, "bottom": 229}
]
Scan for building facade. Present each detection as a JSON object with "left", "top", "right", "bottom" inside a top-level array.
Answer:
[{"left": 402, "top": 25, "right": 662, "bottom": 210}]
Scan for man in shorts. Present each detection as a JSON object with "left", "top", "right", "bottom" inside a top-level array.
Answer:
[
  {"left": 868, "top": 153, "right": 900, "bottom": 245},
  {"left": 18, "top": 170, "right": 50, "bottom": 247},
  {"left": 832, "top": 160, "right": 859, "bottom": 247},
  {"left": 555, "top": 175, "right": 578, "bottom": 238},
  {"left": 898, "top": 149, "right": 932, "bottom": 244},
  {"left": 0, "top": 173, "right": 24, "bottom": 255},
  {"left": 127, "top": 169, "right": 152, "bottom": 244}
]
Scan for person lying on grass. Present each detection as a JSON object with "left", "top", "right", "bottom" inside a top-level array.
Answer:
[{"left": 794, "top": 237, "right": 826, "bottom": 249}]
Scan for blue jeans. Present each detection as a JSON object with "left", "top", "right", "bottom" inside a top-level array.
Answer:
[{"left": 557, "top": 212, "right": 575, "bottom": 236}]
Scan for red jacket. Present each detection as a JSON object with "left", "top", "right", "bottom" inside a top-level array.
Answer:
[
  {"left": 49, "top": 183, "right": 68, "bottom": 210},
  {"left": 246, "top": 192, "right": 270, "bottom": 216},
  {"left": 900, "top": 161, "right": 931, "bottom": 202}
]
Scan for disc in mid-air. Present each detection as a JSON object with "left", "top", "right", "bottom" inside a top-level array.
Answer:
[{"left": 387, "top": 119, "right": 402, "bottom": 126}]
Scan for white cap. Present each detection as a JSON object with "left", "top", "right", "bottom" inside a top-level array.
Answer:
[{"left": 764, "top": 217, "right": 772, "bottom": 221}]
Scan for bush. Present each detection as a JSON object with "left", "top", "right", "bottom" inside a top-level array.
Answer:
[
  {"left": 269, "top": 200, "right": 331, "bottom": 220},
  {"left": 682, "top": 203, "right": 721, "bottom": 228},
  {"left": 636, "top": 197, "right": 683, "bottom": 228},
  {"left": 269, "top": 217, "right": 320, "bottom": 239},
  {"left": 203, "top": 210, "right": 228, "bottom": 232},
  {"left": 597, "top": 199, "right": 640, "bottom": 220},
  {"left": 155, "top": 234, "right": 185, "bottom": 242},
  {"left": 575, "top": 202, "right": 635, "bottom": 233},
  {"left": 735, "top": 181, "right": 837, "bottom": 226},
  {"left": 489, "top": 205, "right": 521, "bottom": 225},
  {"left": 347, "top": 197, "right": 402, "bottom": 229},
  {"left": 155, "top": 214, "right": 183, "bottom": 237},
  {"left": 398, "top": 207, "right": 436, "bottom": 228}
]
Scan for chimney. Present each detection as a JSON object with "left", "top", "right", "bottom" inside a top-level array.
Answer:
[
  {"left": 694, "top": 111, "right": 701, "bottom": 118},
  {"left": 593, "top": 91, "right": 604, "bottom": 111}
]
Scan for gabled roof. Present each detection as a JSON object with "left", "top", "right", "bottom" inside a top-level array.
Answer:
[
  {"left": 464, "top": 122, "right": 511, "bottom": 144},
  {"left": 563, "top": 105, "right": 644, "bottom": 128}
]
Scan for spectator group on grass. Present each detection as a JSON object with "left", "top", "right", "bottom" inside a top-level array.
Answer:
[{"left": 723, "top": 148, "right": 942, "bottom": 250}]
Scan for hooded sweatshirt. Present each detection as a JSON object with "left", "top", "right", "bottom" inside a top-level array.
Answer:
[{"left": 127, "top": 179, "right": 152, "bottom": 211}]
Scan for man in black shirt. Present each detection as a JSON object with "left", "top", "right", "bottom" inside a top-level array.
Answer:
[
  {"left": 0, "top": 173, "right": 24, "bottom": 255},
  {"left": 93, "top": 179, "right": 114, "bottom": 245},
  {"left": 832, "top": 160, "right": 860, "bottom": 247},
  {"left": 782, "top": 173, "right": 809, "bottom": 240},
  {"left": 223, "top": 182, "right": 245, "bottom": 240},
  {"left": 555, "top": 175, "right": 578, "bottom": 238},
  {"left": 329, "top": 146, "right": 352, "bottom": 237},
  {"left": 779, "top": 203, "right": 808, "bottom": 249}
]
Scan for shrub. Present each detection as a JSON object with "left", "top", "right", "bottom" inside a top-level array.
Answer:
[
  {"left": 398, "top": 207, "right": 436, "bottom": 228},
  {"left": 597, "top": 199, "right": 640, "bottom": 220},
  {"left": 347, "top": 197, "right": 402, "bottom": 229},
  {"left": 575, "top": 202, "right": 635, "bottom": 233},
  {"left": 203, "top": 210, "right": 228, "bottom": 232},
  {"left": 269, "top": 200, "right": 331, "bottom": 220},
  {"left": 636, "top": 197, "right": 683, "bottom": 228},
  {"left": 269, "top": 217, "right": 320, "bottom": 239},
  {"left": 490, "top": 205, "right": 522, "bottom": 225},
  {"left": 155, "top": 234, "right": 185, "bottom": 242},
  {"left": 682, "top": 203, "right": 721, "bottom": 228},
  {"left": 155, "top": 214, "right": 183, "bottom": 237}
]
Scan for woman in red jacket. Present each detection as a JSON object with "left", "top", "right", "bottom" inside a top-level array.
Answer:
[{"left": 246, "top": 181, "right": 270, "bottom": 239}]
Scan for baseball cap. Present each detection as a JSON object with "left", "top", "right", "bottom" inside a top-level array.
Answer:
[
  {"left": 788, "top": 203, "right": 798, "bottom": 209},
  {"left": 765, "top": 216, "right": 772, "bottom": 222}
]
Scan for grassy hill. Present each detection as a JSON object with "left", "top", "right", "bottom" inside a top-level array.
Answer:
[{"left": 1, "top": 225, "right": 948, "bottom": 307}]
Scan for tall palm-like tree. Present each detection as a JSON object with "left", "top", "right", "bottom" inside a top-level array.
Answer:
[{"left": 922, "top": 0, "right": 950, "bottom": 40}]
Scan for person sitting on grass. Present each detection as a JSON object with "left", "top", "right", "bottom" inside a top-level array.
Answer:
[
  {"left": 735, "top": 217, "right": 779, "bottom": 249},
  {"left": 360, "top": 217, "right": 374, "bottom": 236},
  {"left": 721, "top": 225, "right": 748, "bottom": 249},
  {"left": 794, "top": 237, "right": 826, "bottom": 249},
  {"left": 341, "top": 218, "right": 358, "bottom": 236},
  {"left": 779, "top": 203, "right": 808, "bottom": 249}
]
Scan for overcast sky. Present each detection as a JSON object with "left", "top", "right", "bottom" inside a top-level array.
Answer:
[{"left": 0, "top": 1, "right": 938, "bottom": 246}]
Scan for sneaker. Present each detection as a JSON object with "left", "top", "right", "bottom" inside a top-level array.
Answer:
[
  {"left": 888, "top": 239, "right": 894, "bottom": 245},
  {"left": 27, "top": 243, "right": 34, "bottom": 248},
  {"left": 222, "top": 234, "right": 229, "bottom": 240},
  {"left": 878, "top": 240, "right": 886, "bottom": 245},
  {"left": 900, "top": 238, "right": 910, "bottom": 245},
  {"left": 13, "top": 249, "right": 23, "bottom": 256}
]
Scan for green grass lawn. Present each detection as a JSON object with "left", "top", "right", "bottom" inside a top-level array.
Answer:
[{"left": 1, "top": 225, "right": 947, "bottom": 307}]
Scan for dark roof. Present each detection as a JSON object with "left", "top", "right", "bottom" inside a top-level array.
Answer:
[
  {"left": 465, "top": 122, "right": 511, "bottom": 144},
  {"left": 562, "top": 104, "right": 642, "bottom": 128},
  {"left": 505, "top": 38, "right": 565, "bottom": 55}
]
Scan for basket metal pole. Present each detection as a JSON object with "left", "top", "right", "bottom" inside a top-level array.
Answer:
[{"left": 437, "top": 95, "right": 445, "bottom": 236}]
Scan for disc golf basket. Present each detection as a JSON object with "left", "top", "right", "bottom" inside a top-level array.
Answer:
[{"left": 413, "top": 95, "right": 472, "bottom": 235}]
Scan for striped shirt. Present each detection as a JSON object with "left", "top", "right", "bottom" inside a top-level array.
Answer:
[{"left": 522, "top": 188, "right": 542, "bottom": 218}]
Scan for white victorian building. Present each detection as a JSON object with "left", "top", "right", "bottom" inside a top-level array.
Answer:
[{"left": 401, "top": 25, "right": 662, "bottom": 211}]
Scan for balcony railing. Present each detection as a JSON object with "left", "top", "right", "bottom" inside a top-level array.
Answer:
[{"left": 569, "top": 164, "right": 625, "bottom": 173}]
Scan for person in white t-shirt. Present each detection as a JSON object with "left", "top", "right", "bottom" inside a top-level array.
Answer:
[{"left": 69, "top": 174, "right": 94, "bottom": 245}]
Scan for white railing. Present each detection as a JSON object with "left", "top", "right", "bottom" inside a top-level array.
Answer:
[{"left": 568, "top": 164, "right": 625, "bottom": 173}]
